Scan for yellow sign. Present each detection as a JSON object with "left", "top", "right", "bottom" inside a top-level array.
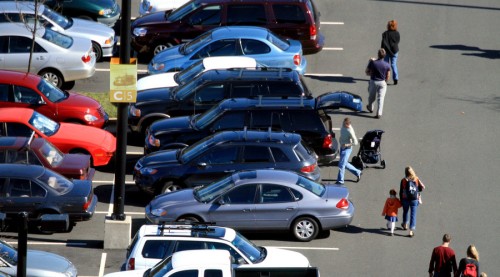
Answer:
[{"left": 110, "top": 57, "right": 137, "bottom": 103}]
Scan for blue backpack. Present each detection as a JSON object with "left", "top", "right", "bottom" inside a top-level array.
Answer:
[{"left": 404, "top": 179, "right": 419, "bottom": 200}]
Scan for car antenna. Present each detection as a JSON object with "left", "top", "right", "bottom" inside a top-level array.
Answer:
[{"left": 27, "top": 131, "right": 36, "bottom": 150}]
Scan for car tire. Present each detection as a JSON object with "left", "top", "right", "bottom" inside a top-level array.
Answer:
[
  {"left": 160, "top": 180, "right": 182, "bottom": 195},
  {"left": 39, "top": 69, "right": 64, "bottom": 88},
  {"left": 92, "top": 41, "right": 103, "bottom": 62},
  {"left": 292, "top": 217, "right": 319, "bottom": 242},
  {"left": 177, "top": 216, "right": 200, "bottom": 224},
  {"left": 153, "top": 42, "right": 173, "bottom": 56}
]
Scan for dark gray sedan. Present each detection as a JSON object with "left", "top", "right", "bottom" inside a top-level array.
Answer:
[{"left": 146, "top": 169, "right": 354, "bottom": 242}]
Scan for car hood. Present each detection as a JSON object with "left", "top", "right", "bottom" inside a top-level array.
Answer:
[
  {"left": 133, "top": 10, "right": 168, "bottom": 27},
  {"left": 141, "top": 149, "right": 180, "bottom": 166},
  {"left": 151, "top": 115, "right": 192, "bottom": 134},
  {"left": 150, "top": 188, "right": 196, "bottom": 208},
  {"left": 59, "top": 92, "right": 101, "bottom": 110},
  {"left": 27, "top": 250, "right": 76, "bottom": 274},
  {"left": 136, "top": 87, "right": 175, "bottom": 105},
  {"left": 137, "top": 72, "right": 177, "bottom": 91},
  {"left": 52, "top": 123, "right": 116, "bottom": 152},
  {"left": 104, "top": 269, "right": 147, "bottom": 277},
  {"left": 152, "top": 44, "right": 184, "bottom": 63},
  {"left": 259, "top": 247, "right": 310, "bottom": 267},
  {"left": 67, "top": 18, "right": 114, "bottom": 39}
]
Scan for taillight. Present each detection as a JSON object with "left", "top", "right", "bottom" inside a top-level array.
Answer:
[
  {"left": 81, "top": 54, "right": 91, "bottom": 63},
  {"left": 83, "top": 196, "right": 93, "bottom": 211},
  {"left": 310, "top": 25, "right": 317, "bottom": 40},
  {"left": 322, "top": 134, "right": 332, "bottom": 149},
  {"left": 127, "top": 258, "right": 135, "bottom": 270},
  {"left": 293, "top": 54, "right": 301, "bottom": 66},
  {"left": 148, "top": 134, "right": 160, "bottom": 147},
  {"left": 336, "top": 198, "right": 349, "bottom": 209},
  {"left": 301, "top": 163, "right": 317, "bottom": 173}
]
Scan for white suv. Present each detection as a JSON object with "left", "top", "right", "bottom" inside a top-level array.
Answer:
[{"left": 124, "top": 223, "right": 311, "bottom": 271}]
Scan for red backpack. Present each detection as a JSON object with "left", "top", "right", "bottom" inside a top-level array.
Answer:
[{"left": 463, "top": 262, "right": 477, "bottom": 277}]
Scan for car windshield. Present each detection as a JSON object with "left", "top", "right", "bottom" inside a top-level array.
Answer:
[
  {"left": 37, "top": 78, "right": 67, "bottom": 103},
  {"left": 182, "top": 31, "right": 212, "bottom": 55},
  {"left": 29, "top": 111, "right": 60, "bottom": 136},
  {"left": 267, "top": 32, "right": 289, "bottom": 51},
  {"left": 42, "top": 6, "right": 71, "bottom": 29},
  {"left": 296, "top": 176, "right": 325, "bottom": 197},
  {"left": 42, "top": 28, "right": 73, "bottom": 49},
  {"left": 174, "top": 60, "right": 205, "bottom": 85},
  {"left": 193, "top": 104, "right": 221, "bottom": 129},
  {"left": 179, "top": 135, "right": 215, "bottom": 163},
  {"left": 231, "top": 232, "right": 265, "bottom": 263},
  {"left": 174, "top": 77, "right": 200, "bottom": 100},
  {"left": 194, "top": 176, "right": 234, "bottom": 203},
  {"left": 39, "top": 139, "right": 64, "bottom": 166},
  {"left": 0, "top": 241, "right": 18, "bottom": 266},
  {"left": 167, "top": 1, "right": 201, "bottom": 22},
  {"left": 147, "top": 254, "right": 173, "bottom": 277},
  {"left": 37, "top": 168, "right": 73, "bottom": 194}
]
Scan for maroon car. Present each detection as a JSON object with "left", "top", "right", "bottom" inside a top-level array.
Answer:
[
  {"left": 0, "top": 70, "right": 108, "bottom": 128},
  {"left": 0, "top": 136, "right": 95, "bottom": 180}
]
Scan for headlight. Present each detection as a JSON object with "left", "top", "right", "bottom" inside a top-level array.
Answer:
[
  {"left": 152, "top": 63, "right": 165, "bottom": 71},
  {"left": 105, "top": 36, "right": 114, "bottom": 45},
  {"left": 84, "top": 114, "right": 98, "bottom": 122},
  {"left": 99, "top": 8, "right": 112, "bottom": 16},
  {"left": 133, "top": 27, "right": 148, "bottom": 37},
  {"left": 151, "top": 208, "right": 167, "bottom": 217},
  {"left": 129, "top": 105, "right": 141, "bottom": 117},
  {"left": 140, "top": 167, "right": 158, "bottom": 175}
]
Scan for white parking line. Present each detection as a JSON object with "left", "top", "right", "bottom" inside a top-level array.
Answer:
[
  {"left": 321, "top": 22, "right": 344, "bottom": 25},
  {"left": 322, "top": 47, "right": 344, "bottom": 51},
  {"left": 269, "top": 246, "right": 339, "bottom": 251},
  {"left": 98, "top": 252, "right": 107, "bottom": 277},
  {"left": 95, "top": 211, "right": 145, "bottom": 215},
  {"left": 92, "top": 180, "right": 135, "bottom": 185},
  {"left": 304, "top": 73, "right": 343, "bottom": 77}
]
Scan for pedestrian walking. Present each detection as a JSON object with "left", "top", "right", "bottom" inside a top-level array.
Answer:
[
  {"left": 429, "top": 234, "right": 458, "bottom": 277},
  {"left": 399, "top": 166, "right": 425, "bottom": 237},
  {"left": 336, "top": 117, "right": 362, "bottom": 184},
  {"left": 456, "top": 244, "right": 480, "bottom": 277},
  {"left": 381, "top": 19, "right": 400, "bottom": 85},
  {"left": 365, "top": 48, "right": 391, "bottom": 119},
  {"left": 381, "top": 188, "right": 401, "bottom": 236}
]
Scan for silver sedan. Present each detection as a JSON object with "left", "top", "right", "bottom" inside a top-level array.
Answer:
[
  {"left": 146, "top": 169, "right": 355, "bottom": 242},
  {"left": 0, "top": 23, "right": 95, "bottom": 89}
]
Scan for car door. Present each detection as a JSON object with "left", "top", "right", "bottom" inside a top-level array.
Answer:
[
  {"left": 191, "top": 39, "right": 239, "bottom": 60},
  {"left": 208, "top": 184, "right": 257, "bottom": 229},
  {"left": 4, "top": 36, "right": 49, "bottom": 74},
  {"left": 1, "top": 177, "right": 47, "bottom": 217},
  {"left": 240, "top": 145, "right": 276, "bottom": 171},
  {"left": 240, "top": 39, "right": 280, "bottom": 67},
  {"left": 10, "top": 85, "right": 56, "bottom": 118},
  {"left": 179, "top": 5, "right": 222, "bottom": 44},
  {"left": 178, "top": 83, "right": 227, "bottom": 114},
  {"left": 253, "top": 183, "right": 299, "bottom": 229},
  {"left": 182, "top": 145, "right": 241, "bottom": 187}
]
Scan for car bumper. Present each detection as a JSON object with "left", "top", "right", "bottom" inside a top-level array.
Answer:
[
  {"left": 97, "top": 6, "right": 121, "bottom": 27},
  {"left": 302, "top": 33, "right": 325, "bottom": 55},
  {"left": 295, "top": 56, "right": 307, "bottom": 75},
  {"left": 102, "top": 45, "right": 115, "bottom": 58},
  {"left": 319, "top": 200, "right": 355, "bottom": 229},
  {"left": 70, "top": 195, "right": 98, "bottom": 222},
  {"left": 145, "top": 204, "right": 174, "bottom": 224},
  {"left": 134, "top": 171, "right": 157, "bottom": 195},
  {"left": 62, "top": 64, "right": 96, "bottom": 82},
  {"left": 131, "top": 36, "right": 150, "bottom": 54}
]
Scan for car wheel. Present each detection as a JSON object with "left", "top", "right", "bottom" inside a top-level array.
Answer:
[
  {"left": 92, "top": 41, "right": 103, "bottom": 62},
  {"left": 292, "top": 217, "right": 319, "bottom": 242},
  {"left": 160, "top": 180, "right": 182, "bottom": 195},
  {"left": 153, "top": 42, "right": 173, "bottom": 56},
  {"left": 177, "top": 216, "right": 200, "bottom": 223},
  {"left": 39, "top": 69, "right": 64, "bottom": 88}
]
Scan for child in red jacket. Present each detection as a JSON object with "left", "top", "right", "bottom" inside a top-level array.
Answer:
[{"left": 382, "top": 189, "right": 402, "bottom": 236}]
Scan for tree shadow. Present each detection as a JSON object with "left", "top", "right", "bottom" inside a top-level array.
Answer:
[
  {"left": 430, "top": 45, "right": 500, "bottom": 59},
  {"left": 444, "top": 94, "right": 500, "bottom": 112}
]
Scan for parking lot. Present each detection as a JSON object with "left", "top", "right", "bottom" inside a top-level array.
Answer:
[{"left": 1, "top": 0, "right": 499, "bottom": 276}]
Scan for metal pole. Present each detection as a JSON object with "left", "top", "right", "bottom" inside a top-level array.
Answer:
[
  {"left": 111, "top": 0, "right": 131, "bottom": 220},
  {"left": 17, "top": 212, "right": 28, "bottom": 277}
]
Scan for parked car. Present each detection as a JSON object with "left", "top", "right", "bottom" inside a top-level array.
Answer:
[
  {"left": 0, "top": 239, "right": 78, "bottom": 276},
  {"left": 134, "top": 130, "right": 320, "bottom": 194},
  {"left": 131, "top": 0, "right": 323, "bottom": 55},
  {"left": 0, "top": 136, "right": 95, "bottom": 180},
  {"left": 147, "top": 26, "right": 306, "bottom": 75},
  {"left": 137, "top": 56, "right": 257, "bottom": 91},
  {"left": 139, "top": 0, "right": 190, "bottom": 16},
  {"left": 0, "top": 108, "right": 116, "bottom": 166},
  {"left": 0, "top": 70, "right": 108, "bottom": 128},
  {"left": 0, "top": 23, "right": 96, "bottom": 89},
  {"left": 130, "top": 67, "right": 312, "bottom": 134},
  {"left": 144, "top": 92, "right": 363, "bottom": 165},
  {"left": 0, "top": 164, "right": 98, "bottom": 232},
  {"left": 146, "top": 169, "right": 354, "bottom": 242},
  {"left": 0, "top": 1, "right": 116, "bottom": 61},
  {"left": 124, "top": 223, "right": 310, "bottom": 271},
  {"left": 0, "top": 0, "right": 121, "bottom": 27}
]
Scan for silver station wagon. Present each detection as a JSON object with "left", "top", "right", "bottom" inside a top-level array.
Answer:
[
  {"left": 0, "top": 1, "right": 116, "bottom": 61},
  {"left": 0, "top": 23, "right": 96, "bottom": 89}
]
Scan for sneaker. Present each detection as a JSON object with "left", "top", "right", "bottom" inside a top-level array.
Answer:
[
  {"left": 394, "top": 80, "right": 398, "bottom": 85},
  {"left": 335, "top": 181, "right": 344, "bottom": 185},
  {"left": 375, "top": 115, "right": 382, "bottom": 119},
  {"left": 356, "top": 172, "right": 362, "bottom": 183},
  {"left": 401, "top": 223, "right": 408, "bottom": 230},
  {"left": 409, "top": 230, "right": 414, "bottom": 237}
]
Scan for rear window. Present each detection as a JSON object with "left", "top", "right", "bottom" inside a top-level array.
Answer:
[
  {"left": 272, "top": 4, "right": 306, "bottom": 24},
  {"left": 289, "top": 111, "right": 323, "bottom": 132},
  {"left": 267, "top": 32, "right": 289, "bottom": 51},
  {"left": 142, "top": 240, "right": 172, "bottom": 259},
  {"left": 296, "top": 175, "right": 325, "bottom": 196},
  {"left": 294, "top": 141, "right": 314, "bottom": 161},
  {"left": 42, "top": 28, "right": 72, "bottom": 49},
  {"left": 227, "top": 5, "right": 266, "bottom": 25}
]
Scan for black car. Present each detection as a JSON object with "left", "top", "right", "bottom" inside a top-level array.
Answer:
[
  {"left": 129, "top": 67, "right": 312, "bottom": 134},
  {"left": 135, "top": 130, "right": 320, "bottom": 194},
  {"left": 145, "top": 92, "right": 363, "bottom": 165},
  {"left": 0, "top": 164, "right": 97, "bottom": 231}
]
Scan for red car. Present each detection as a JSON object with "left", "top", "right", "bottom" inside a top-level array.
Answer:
[
  {"left": 0, "top": 136, "right": 95, "bottom": 180},
  {"left": 0, "top": 108, "right": 116, "bottom": 166},
  {"left": 0, "top": 70, "right": 108, "bottom": 128}
]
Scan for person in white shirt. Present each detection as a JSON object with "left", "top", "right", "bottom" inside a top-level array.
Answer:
[{"left": 336, "top": 117, "right": 362, "bottom": 184}]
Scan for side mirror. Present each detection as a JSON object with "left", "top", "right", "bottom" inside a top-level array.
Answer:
[
  {"left": 197, "top": 162, "right": 207, "bottom": 169},
  {"left": 217, "top": 198, "right": 225, "bottom": 205}
]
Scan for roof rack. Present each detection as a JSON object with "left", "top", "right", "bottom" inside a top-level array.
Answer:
[
  {"left": 157, "top": 221, "right": 216, "bottom": 236},
  {"left": 256, "top": 95, "right": 305, "bottom": 107}
]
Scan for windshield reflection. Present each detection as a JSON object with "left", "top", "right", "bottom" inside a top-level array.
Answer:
[
  {"left": 194, "top": 176, "right": 234, "bottom": 202},
  {"left": 29, "top": 111, "right": 60, "bottom": 136},
  {"left": 39, "top": 140, "right": 64, "bottom": 166},
  {"left": 231, "top": 232, "right": 264, "bottom": 263},
  {"left": 38, "top": 78, "right": 66, "bottom": 103}
]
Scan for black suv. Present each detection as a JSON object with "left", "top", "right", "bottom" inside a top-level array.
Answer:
[
  {"left": 145, "top": 92, "right": 363, "bottom": 165},
  {"left": 135, "top": 129, "right": 320, "bottom": 194},
  {"left": 131, "top": 0, "right": 324, "bottom": 56},
  {"left": 129, "top": 67, "right": 312, "bottom": 134}
]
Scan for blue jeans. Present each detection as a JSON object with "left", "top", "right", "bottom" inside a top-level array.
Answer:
[
  {"left": 402, "top": 199, "right": 419, "bottom": 230},
  {"left": 384, "top": 52, "right": 399, "bottom": 81},
  {"left": 337, "top": 147, "right": 361, "bottom": 183}
]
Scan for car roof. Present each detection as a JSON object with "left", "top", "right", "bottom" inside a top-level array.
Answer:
[
  {"left": 0, "top": 137, "right": 29, "bottom": 149},
  {"left": 0, "top": 22, "right": 46, "bottom": 37},
  {"left": 214, "top": 97, "right": 317, "bottom": 111},
  {"left": 0, "top": 1, "right": 45, "bottom": 13},
  {"left": 201, "top": 56, "right": 257, "bottom": 70},
  {"left": 172, "top": 249, "right": 230, "bottom": 269},
  {"left": 0, "top": 107, "right": 34, "bottom": 122},
  {"left": 233, "top": 169, "right": 300, "bottom": 185},
  {"left": 0, "top": 164, "right": 45, "bottom": 178},
  {"left": 137, "top": 224, "right": 236, "bottom": 242},
  {"left": 196, "top": 67, "right": 297, "bottom": 83},
  {"left": 211, "top": 26, "right": 270, "bottom": 40},
  {"left": 0, "top": 70, "right": 42, "bottom": 86},
  {"left": 209, "top": 130, "right": 301, "bottom": 145}
]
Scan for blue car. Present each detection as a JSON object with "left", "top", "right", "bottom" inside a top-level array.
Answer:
[{"left": 148, "top": 26, "right": 307, "bottom": 75}]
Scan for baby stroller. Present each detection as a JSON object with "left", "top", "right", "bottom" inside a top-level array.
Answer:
[{"left": 351, "top": 129, "right": 386, "bottom": 169}]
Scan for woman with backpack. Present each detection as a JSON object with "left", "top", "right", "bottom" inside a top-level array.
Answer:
[
  {"left": 456, "top": 245, "right": 480, "bottom": 277},
  {"left": 399, "top": 166, "right": 425, "bottom": 237}
]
